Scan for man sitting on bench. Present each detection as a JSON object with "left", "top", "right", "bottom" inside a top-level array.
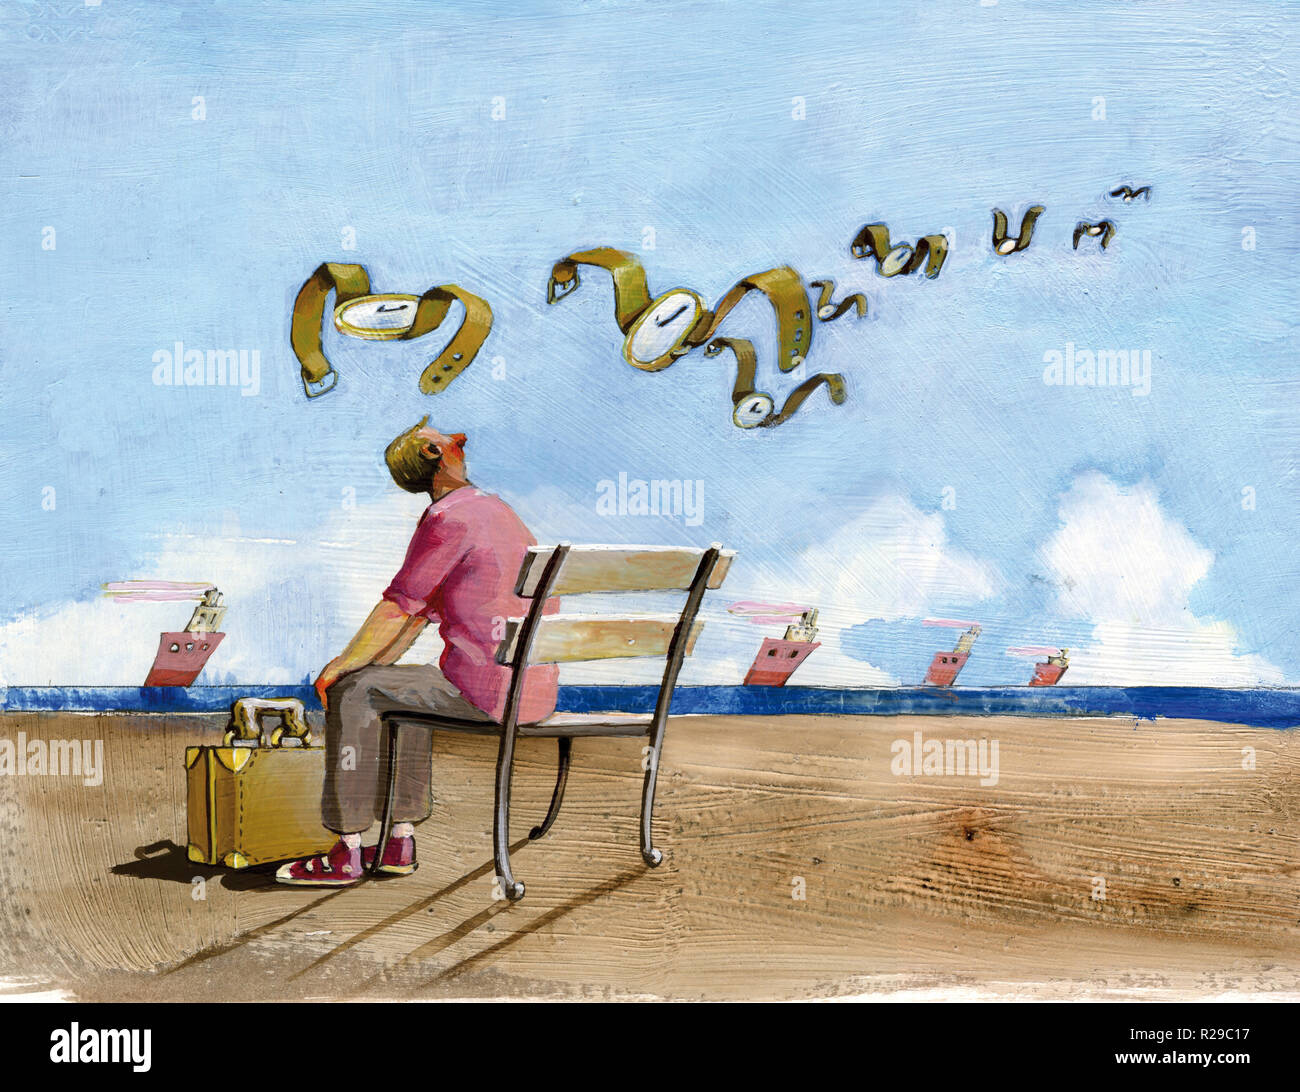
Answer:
[{"left": 276, "top": 417, "right": 558, "bottom": 886}]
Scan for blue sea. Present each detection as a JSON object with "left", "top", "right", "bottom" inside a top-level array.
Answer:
[{"left": 3, "top": 686, "right": 1298, "bottom": 730}]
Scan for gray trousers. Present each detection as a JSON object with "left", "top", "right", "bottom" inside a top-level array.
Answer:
[{"left": 322, "top": 663, "right": 490, "bottom": 834}]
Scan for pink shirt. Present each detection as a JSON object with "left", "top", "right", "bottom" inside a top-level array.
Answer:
[{"left": 383, "top": 488, "right": 558, "bottom": 724}]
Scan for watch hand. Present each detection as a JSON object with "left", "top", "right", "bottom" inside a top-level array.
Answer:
[
  {"left": 376, "top": 303, "right": 408, "bottom": 313},
  {"left": 655, "top": 304, "right": 688, "bottom": 327}
]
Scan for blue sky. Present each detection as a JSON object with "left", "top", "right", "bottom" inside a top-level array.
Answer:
[{"left": 1, "top": 0, "right": 1296, "bottom": 687}]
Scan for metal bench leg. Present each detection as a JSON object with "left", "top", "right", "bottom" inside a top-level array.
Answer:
[
  {"left": 493, "top": 725, "right": 526, "bottom": 900},
  {"left": 529, "top": 737, "right": 572, "bottom": 840},
  {"left": 371, "top": 717, "right": 399, "bottom": 876},
  {"left": 639, "top": 739, "right": 664, "bottom": 867}
]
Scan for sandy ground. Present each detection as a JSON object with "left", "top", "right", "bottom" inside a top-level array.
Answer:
[{"left": 0, "top": 710, "right": 1297, "bottom": 1002}]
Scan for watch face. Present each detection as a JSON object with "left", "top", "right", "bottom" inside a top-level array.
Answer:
[
  {"left": 732, "top": 392, "right": 774, "bottom": 429},
  {"left": 334, "top": 294, "right": 421, "bottom": 339},
  {"left": 879, "top": 245, "right": 914, "bottom": 277},
  {"left": 623, "top": 289, "right": 706, "bottom": 371}
]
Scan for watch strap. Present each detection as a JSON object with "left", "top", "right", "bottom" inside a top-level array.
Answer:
[
  {"left": 704, "top": 336, "right": 762, "bottom": 404},
  {"left": 291, "top": 262, "right": 371, "bottom": 397},
  {"left": 697, "top": 266, "right": 812, "bottom": 373},
  {"left": 850, "top": 225, "right": 948, "bottom": 278},
  {"left": 705, "top": 336, "right": 846, "bottom": 428},
  {"left": 992, "top": 205, "right": 1045, "bottom": 253},
  {"left": 409, "top": 284, "right": 494, "bottom": 394},
  {"left": 547, "top": 247, "right": 653, "bottom": 333},
  {"left": 906, "top": 235, "right": 949, "bottom": 278},
  {"left": 850, "top": 223, "right": 893, "bottom": 263},
  {"left": 763, "top": 373, "right": 847, "bottom": 428},
  {"left": 810, "top": 279, "right": 868, "bottom": 321}
]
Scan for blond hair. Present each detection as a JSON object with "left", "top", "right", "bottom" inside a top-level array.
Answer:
[{"left": 385, "top": 415, "right": 438, "bottom": 493}]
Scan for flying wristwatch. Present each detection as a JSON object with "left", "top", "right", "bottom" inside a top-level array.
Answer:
[
  {"left": 704, "top": 336, "right": 846, "bottom": 430},
  {"left": 546, "top": 248, "right": 840, "bottom": 427},
  {"left": 291, "top": 262, "right": 493, "bottom": 399}
]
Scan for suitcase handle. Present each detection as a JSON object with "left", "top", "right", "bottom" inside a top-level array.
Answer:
[{"left": 224, "top": 697, "right": 313, "bottom": 748}]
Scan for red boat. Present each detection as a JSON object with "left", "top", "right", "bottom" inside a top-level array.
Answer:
[
  {"left": 741, "top": 608, "right": 821, "bottom": 687},
  {"left": 104, "top": 581, "right": 226, "bottom": 687},
  {"left": 1030, "top": 649, "right": 1069, "bottom": 687},
  {"left": 923, "top": 619, "right": 980, "bottom": 687},
  {"left": 1007, "top": 645, "right": 1070, "bottom": 686},
  {"left": 145, "top": 627, "right": 226, "bottom": 686}
]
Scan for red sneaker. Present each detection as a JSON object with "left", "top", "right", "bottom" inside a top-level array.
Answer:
[
  {"left": 363, "top": 834, "right": 418, "bottom": 875},
  {"left": 275, "top": 839, "right": 363, "bottom": 886}
]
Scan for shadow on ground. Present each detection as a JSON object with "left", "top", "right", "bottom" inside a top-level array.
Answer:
[{"left": 111, "top": 840, "right": 281, "bottom": 891}]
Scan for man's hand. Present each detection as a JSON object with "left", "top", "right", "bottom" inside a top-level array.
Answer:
[
  {"left": 314, "top": 659, "right": 344, "bottom": 711},
  {"left": 314, "top": 601, "right": 424, "bottom": 712}
]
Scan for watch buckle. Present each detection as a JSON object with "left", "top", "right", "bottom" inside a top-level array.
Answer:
[
  {"left": 849, "top": 226, "right": 874, "bottom": 260},
  {"left": 547, "top": 270, "right": 580, "bottom": 305},
  {"left": 302, "top": 367, "right": 338, "bottom": 399}
]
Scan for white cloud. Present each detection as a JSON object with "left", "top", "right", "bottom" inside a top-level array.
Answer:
[
  {"left": 0, "top": 495, "right": 431, "bottom": 686},
  {"left": 791, "top": 494, "right": 1000, "bottom": 621},
  {"left": 1043, "top": 473, "right": 1211, "bottom": 627},
  {"left": 0, "top": 479, "right": 715, "bottom": 688},
  {"left": 728, "top": 494, "right": 1002, "bottom": 687},
  {"left": 0, "top": 596, "right": 188, "bottom": 687},
  {"left": 528, "top": 492, "right": 999, "bottom": 687},
  {"left": 0, "top": 488, "right": 1004, "bottom": 691},
  {"left": 1040, "top": 473, "right": 1284, "bottom": 685}
]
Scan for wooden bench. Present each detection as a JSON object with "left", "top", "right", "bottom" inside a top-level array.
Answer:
[{"left": 370, "top": 542, "right": 734, "bottom": 900}]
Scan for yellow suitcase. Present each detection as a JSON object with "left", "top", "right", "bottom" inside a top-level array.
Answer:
[{"left": 186, "top": 697, "right": 335, "bottom": 869}]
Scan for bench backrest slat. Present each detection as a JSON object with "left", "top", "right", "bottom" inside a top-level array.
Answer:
[
  {"left": 497, "top": 615, "right": 705, "bottom": 665},
  {"left": 516, "top": 545, "right": 734, "bottom": 598},
  {"left": 494, "top": 542, "right": 729, "bottom": 735}
]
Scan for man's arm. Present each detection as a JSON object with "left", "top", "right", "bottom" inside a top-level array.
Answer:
[
  {"left": 316, "top": 502, "right": 467, "bottom": 708},
  {"left": 314, "top": 600, "right": 423, "bottom": 709},
  {"left": 372, "top": 612, "right": 427, "bottom": 665}
]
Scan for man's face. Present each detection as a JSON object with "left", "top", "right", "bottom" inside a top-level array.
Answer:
[{"left": 416, "top": 426, "right": 468, "bottom": 479}]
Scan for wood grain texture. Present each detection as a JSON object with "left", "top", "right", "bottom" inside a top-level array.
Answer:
[
  {"left": 517, "top": 545, "right": 734, "bottom": 597},
  {"left": 0, "top": 711, "right": 1296, "bottom": 1001},
  {"left": 499, "top": 616, "right": 703, "bottom": 664}
]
